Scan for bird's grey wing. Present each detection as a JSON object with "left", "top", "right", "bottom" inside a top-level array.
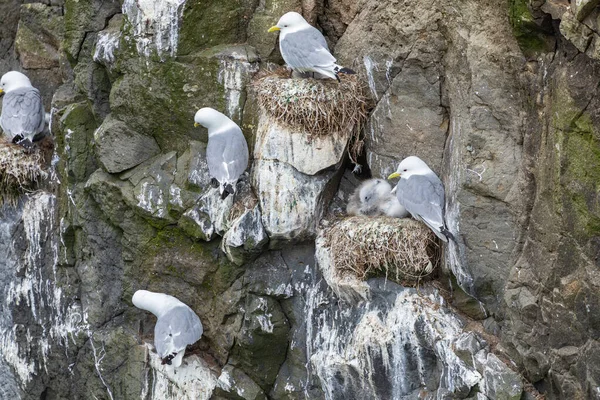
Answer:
[
  {"left": 397, "top": 174, "right": 445, "bottom": 229},
  {"left": 154, "top": 306, "right": 203, "bottom": 358},
  {"left": 207, "top": 127, "right": 249, "bottom": 183},
  {"left": 0, "top": 88, "right": 45, "bottom": 139},
  {"left": 280, "top": 27, "right": 336, "bottom": 70}
]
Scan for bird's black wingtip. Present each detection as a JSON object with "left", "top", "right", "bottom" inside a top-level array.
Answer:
[{"left": 338, "top": 67, "right": 356, "bottom": 75}]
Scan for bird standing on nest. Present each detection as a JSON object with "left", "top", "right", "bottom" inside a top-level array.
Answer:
[
  {"left": 0, "top": 71, "right": 45, "bottom": 149},
  {"left": 388, "top": 156, "right": 454, "bottom": 242},
  {"left": 268, "top": 12, "right": 355, "bottom": 82}
]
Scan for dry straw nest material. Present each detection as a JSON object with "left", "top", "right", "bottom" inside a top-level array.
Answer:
[
  {"left": 324, "top": 216, "right": 440, "bottom": 286},
  {"left": 0, "top": 143, "right": 48, "bottom": 205},
  {"left": 253, "top": 69, "right": 371, "bottom": 163}
]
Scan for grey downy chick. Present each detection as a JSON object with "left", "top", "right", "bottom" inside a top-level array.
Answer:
[{"left": 347, "top": 178, "right": 408, "bottom": 218}]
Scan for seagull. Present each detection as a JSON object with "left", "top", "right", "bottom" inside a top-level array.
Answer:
[
  {"left": 268, "top": 12, "right": 355, "bottom": 82},
  {"left": 388, "top": 156, "right": 454, "bottom": 242},
  {"left": 132, "top": 290, "right": 203, "bottom": 367},
  {"left": 194, "top": 107, "right": 249, "bottom": 200},
  {"left": 0, "top": 71, "right": 45, "bottom": 148}
]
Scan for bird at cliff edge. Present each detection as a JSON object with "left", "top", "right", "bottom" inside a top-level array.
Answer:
[
  {"left": 268, "top": 12, "right": 355, "bottom": 82},
  {"left": 194, "top": 107, "right": 249, "bottom": 200},
  {"left": 0, "top": 71, "right": 45, "bottom": 148},
  {"left": 347, "top": 178, "right": 408, "bottom": 218},
  {"left": 132, "top": 290, "right": 203, "bottom": 367},
  {"left": 388, "top": 156, "right": 454, "bottom": 242}
]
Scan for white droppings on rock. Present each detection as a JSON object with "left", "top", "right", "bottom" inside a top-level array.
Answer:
[
  {"left": 142, "top": 343, "right": 218, "bottom": 400},
  {"left": 94, "top": 31, "right": 120, "bottom": 66},
  {"left": 122, "top": 0, "right": 187, "bottom": 59},
  {"left": 256, "top": 314, "right": 274, "bottom": 333},
  {"left": 218, "top": 55, "right": 259, "bottom": 122},
  {"left": 363, "top": 55, "right": 379, "bottom": 100},
  {"left": 135, "top": 180, "right": 168, "bottom": 218},
  {"left": 1, "top": 193, "right": 89, "bottom": 388},
  {"left": 89, "top": 332, "right": 115, "bottom": 400}
]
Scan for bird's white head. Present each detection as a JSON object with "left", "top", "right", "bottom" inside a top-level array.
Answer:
[
  {"left": 0, "top": 71, "right": 33, "bottom": 95},
  {"left": 268, "top": 12, "right": 310, "bottom": 34},
  {"left": 132, "top": 290, "right": 181, "bottom": 317},
  {"left": 193, "top": 107, "right": 236, "bottom": 134},
  {"left": 388, "top": 156, "right": 434, "bottom": 180}
]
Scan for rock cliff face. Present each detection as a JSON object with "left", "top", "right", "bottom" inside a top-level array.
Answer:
[{"left": 1, "top": 0, "right": 600, "bottom": 399}]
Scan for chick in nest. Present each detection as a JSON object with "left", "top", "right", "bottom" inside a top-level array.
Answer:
[{"left": 347, "top": 178, "right": 408, "bottom": 218}]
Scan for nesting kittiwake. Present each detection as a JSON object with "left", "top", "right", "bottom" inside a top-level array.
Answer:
[
  {"left": 132, "top": 290, "right": 203, "bottom": 367},
  {"left": 268, "top": 12, "right": 355, "bottom": 82},
  {"left": 0, "top": 71, "right": 45, "bottom": 148},
  {"left": 194, "top": 108, "right": 249, "bottom": 200},
  {"left": 388, "top": 156, "right": 453, "bottom": 242},
  {"left": 347, "top": 178, "right": 408, "bottom": 218}
]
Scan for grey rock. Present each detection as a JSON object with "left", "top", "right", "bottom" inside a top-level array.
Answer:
[
  {"left": 15, "top": 3, "right": 64, "bottom": 70},
  {"left": 254, "top": 115, "right": 350, "bottom": 176},
  {"left": 221, "top": 205, "right": 269, "bottom": 266},
  {"left": 230, "top": 294, "right": 290, "bottom": 391},
  {"left": 93, "top": 116, "right": 161, "bottom": 174},
  {"left": 252, "top": 159, "right": 340, "bottom": 243},
  {"left": 216, "top": 365, "right": 267, "bottom": 400}
]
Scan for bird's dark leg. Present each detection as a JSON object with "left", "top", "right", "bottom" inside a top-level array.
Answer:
[{"left": 161, "top": 352, "right": 178, "bottom": 365}]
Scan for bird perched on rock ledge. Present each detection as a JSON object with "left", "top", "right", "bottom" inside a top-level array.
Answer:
[
  {"left": 0, "top": 71, "right": 45, "bottom": 149},
  {"left": 132, "top": 290, "right": 203, "bottom": 368},
  {"left": 194, "top": 107, "right": 249, "bottom": 200},
  {"left": 389, "top": 156, "right": 454, "bottom": 242},
  {"left": 268, "top": 12, "right": 355, "bottom": 82}
]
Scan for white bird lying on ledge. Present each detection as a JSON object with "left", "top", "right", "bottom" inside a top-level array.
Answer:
[{"left": 132, "top": 290, "right": 203, "bottom": 367}]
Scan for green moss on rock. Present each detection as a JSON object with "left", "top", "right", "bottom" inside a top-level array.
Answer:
[
  {"left": 563, "top": 113, "right": 600, "bottom": 237},
  {"left": 177, "top": 0, "right": 251, "bottom": 56},
  {"left": 509, "top": 0, "right": 550, "bottom": 55}
]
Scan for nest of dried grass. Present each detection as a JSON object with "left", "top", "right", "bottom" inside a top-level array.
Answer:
[
  {"left": 0, "top": 143, "right": 48, "bottom": 205},
  {"left": 323, "top": 217, "right": 440, "bottom": 286},
  {"left": 253, "top": 69, "right": 371, "bottom": 163}
]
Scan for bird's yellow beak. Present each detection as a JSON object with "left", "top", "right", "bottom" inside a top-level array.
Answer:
[
  {"left": 0, "top": 89, "right": 4, "bottom": 96},
  {"left": 268, "top": 26, "right": 280, "bottom": 33},
  {"left": 388, "top": 172, "right": 401, "bottom": 179},
  {"left": 194, "top": 122, "right": 200, "bottom": 127}
]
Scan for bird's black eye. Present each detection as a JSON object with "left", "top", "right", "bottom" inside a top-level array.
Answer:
[{"left": 403, "top": 169, "right": 407, "bottom": 172}]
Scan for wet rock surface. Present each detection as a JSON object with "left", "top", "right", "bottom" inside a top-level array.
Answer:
[{"left": 1, "top": 0, "right": 600, "bottom": 399}]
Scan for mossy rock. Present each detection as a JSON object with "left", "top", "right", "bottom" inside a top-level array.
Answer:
[
  {"left": 177, "top": 0, "right": 257, "bottom": 56},
  {"left": 110, "top": 44, "right": 258, "bottom": 154},
  {"left": 15, "top": 3, "right": 63, "bottom": 69},
  {"left": 57, "top": 102, "right": 99, "bottom": 184},
  {"left": 509, "top": 0, "right": 553, "bottom": 56}
]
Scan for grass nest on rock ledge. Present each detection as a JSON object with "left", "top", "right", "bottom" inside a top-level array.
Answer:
[
  {"left": 323, "top": 217, "right": 440, "bottom": 286},
  {"left": 0, "top": 142, "right": 49, "bottom": 205},
  {"left": 253, "top": 69, "right": 372, "bottom": 163}
]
